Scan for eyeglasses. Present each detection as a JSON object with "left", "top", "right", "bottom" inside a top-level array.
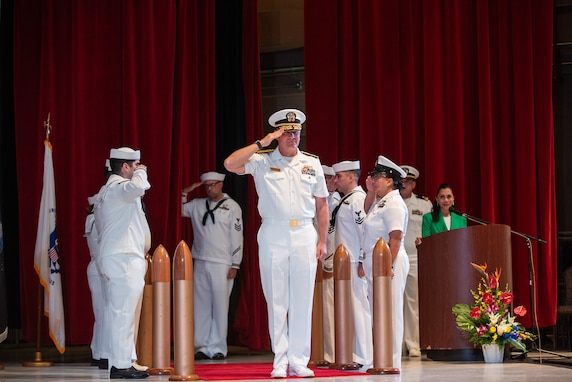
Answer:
[
  {"left": 371, "top": 173, "right": 388, "bottom": 180},
  {"left": 203, "top": 181, "right": 221, "bottom": 188}
]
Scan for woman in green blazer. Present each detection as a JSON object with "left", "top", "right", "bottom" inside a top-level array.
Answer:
[{"left": 421, "top": 183, "right": 467, "bottom": 237}]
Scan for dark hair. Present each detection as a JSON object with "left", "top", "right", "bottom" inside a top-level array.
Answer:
[
  {"left": 431, "top": 183, "right": 454, "bottom": 222},
  {"left": 109, "top": 158, "right": 135, "bottom": 174}
]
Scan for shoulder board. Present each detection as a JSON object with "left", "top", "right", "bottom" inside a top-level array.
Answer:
[
  {"left": 417, "top": 195, "right": 430, "bottom": 201},
  {"left": 257, "top": 149, "right": 274, "bottom": 154},
  {"left": 300, "top": 150, "right": 319, "bottom": 158}
]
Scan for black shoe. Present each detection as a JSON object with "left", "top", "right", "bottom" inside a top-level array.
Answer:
[
  {"left": 110, "top": 366, "right": 149, "bottom": 379},
  {"left": 99, "top": 358, "right": 109, "bottom": 370},
  {"left": 91, "top": 358, "right": 100, "bottom": 367},
  {"left": 194, "top": 351, "right": 210, "bottom": 360},
  {"left": 212, "top": 352, "right": 225, "bottom": 360}
]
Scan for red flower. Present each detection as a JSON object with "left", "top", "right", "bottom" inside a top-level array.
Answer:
[
  {"left": 482, "top": 292, "right": 494, "bottom": 305},
  {"left": 470, "top": 307, "right": 481, "bottom": 319},
  {"left": 514, "top": 305, "right": 527, "bottom": 316},
  {"left": 500, "top": 292, "right": 513, "bottom": 305},
  {"left": 488, "top": 274, "right": 498, "bottom": 289}
]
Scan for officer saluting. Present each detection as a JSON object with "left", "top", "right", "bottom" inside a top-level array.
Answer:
[{"left": 224, "top": 109, "right": 329, "bottom": 379}]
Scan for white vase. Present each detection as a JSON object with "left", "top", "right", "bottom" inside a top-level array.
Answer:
[{"left": 481, "top": 344, "right": 504, "bottom": 363}]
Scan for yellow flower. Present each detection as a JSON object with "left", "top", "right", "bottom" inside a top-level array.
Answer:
[
  {"left": 490, "top": 326, "right": 496, "bottom": 333},
  {"left": 493, "top": 334, "right": 498, "bottom": 341}
]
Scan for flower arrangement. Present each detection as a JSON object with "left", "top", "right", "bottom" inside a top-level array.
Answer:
[{"left": 451, "top": 262, "right": 536, "bottom": 351}]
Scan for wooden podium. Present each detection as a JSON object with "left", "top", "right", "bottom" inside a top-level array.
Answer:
[{"left": 417, "top": 224, "right": 512, "bottom": 361}]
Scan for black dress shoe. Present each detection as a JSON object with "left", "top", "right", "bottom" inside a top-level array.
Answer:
[
  {"left": 91, "top": 358, "right": 100, "bottom": 367},
  {"left": 194, "top": 351, "right": 210, "bottom": 360},
  {"left": 110, "top": 366, "right": 149, "bottom": 379},
  {"left": 212, "top": 352, "right": 225, "bottom": 360},
  {"left": 99, "top": 358, "right": 109, "bottom": 370}
]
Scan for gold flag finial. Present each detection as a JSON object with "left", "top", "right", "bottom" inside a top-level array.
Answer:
[{"left": 44, "top": 113, "right": 51, "bottom": 141}]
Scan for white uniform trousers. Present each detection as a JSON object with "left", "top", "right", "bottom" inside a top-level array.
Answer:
[
  {"left": 87, "top": 260, "right": 105, "bottom": 360},
  {"left": 351, "top": 262, "right": 373, "bottom": 366},
  {"left": 322, "top": 275, "right": 335, "bottom": 363},
  {"left": 258, "top": 221, "right": 317, "bottom": 369},
  {"left": 403, "top": 252, "right": 420, "bottom": 353},
  {"left": 99, "top": 254, "right": 146, "bottom": 369},
  {"left": 364, "top": 251, "right": 409, "bottom": 370},
  {"left": 194, "top": 259, "right": 234, "bottom": 357}
]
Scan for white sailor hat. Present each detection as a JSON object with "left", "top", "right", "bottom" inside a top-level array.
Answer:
[
  {"left": 322, "top": 165, "right": 335, "bottom": 177},
  {"left": 268, "top": 108, "right": 306, "bottom": 131},
  {"left": 370, "top": 155, "right": 407, "bottom": 179},
  {"left": 400, "top": 165, "right": 419, "bottom": 180},
  {"left": 332, "top": 160, "right": 360, "bottom": 173},
  {"left": 109, "top": 147, "right": 140, "bottom": 160},
  {"left": 200, "top": 172, "right": 226, "bottom": 182}
]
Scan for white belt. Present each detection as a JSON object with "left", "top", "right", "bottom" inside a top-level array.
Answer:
[{"left": 262, "top": 218, "right": 314, "bottom": 227}]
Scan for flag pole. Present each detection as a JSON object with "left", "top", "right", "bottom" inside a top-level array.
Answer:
[{"left": 23, "top": 114, "right": 54, "bottom": 367}]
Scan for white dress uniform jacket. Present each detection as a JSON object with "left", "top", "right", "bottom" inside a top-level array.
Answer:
[
  {"left": 332, "top": 186, "right": 372, "bottom": 366},
  {"left": 93, "top": 169, "right": 150, "bottom": 370},
  {"left": 242, "top": 148, "right": 328, "bottom": 370},
  {"left": 182, "top": 193, "right": 243, "bottom": 357},
  {"left": 362, "top": 189, "right": 409, "bottom": 370}
]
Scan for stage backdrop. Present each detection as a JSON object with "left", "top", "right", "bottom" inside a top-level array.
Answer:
[
  {"left": 304, "top": 0, "right": 556, "bottom": 328},
  {"left": 10, "top": 0, "right": 555, "bottom": 348},
  {"left": 13, "top": 0, "right": 217, "bottom": 345}
]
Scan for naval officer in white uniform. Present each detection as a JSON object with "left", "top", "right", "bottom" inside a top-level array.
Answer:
[
  {"left": 181, "top": 171, "right": 243, "bottom": 360},
  {"left": 362, "top": 155, "right": 409, "bottom": 371},
  {"left": 224, "top": 109, "right": 329, "bottom": 378},
  {"left": 94, "top": 147, "right": 150, "bottom": 379}
]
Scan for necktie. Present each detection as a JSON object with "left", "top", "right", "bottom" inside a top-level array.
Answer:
[{"left": 202, "top": 198, "right": 228, "bottom": 225}]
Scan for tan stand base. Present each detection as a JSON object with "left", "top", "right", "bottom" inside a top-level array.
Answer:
[
  {"left": 23, "top": 352, "right": 53, "bottom": 367},
  {"left": 169, "top": 373, "right": 200, "bottom": 381},
  {"left": 367, "top": 367, "right": 400, "bottom": 374},
  {"left": 148, "top": 367, "right": 174, "bottom": 375},
  {"left": 308, "top": 359, "right": 330, "bottom": 367},
  {"left": 329, "top": 362, "right": 360, "bottom": 370}
]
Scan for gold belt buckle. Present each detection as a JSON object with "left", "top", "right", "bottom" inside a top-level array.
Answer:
[{"left": 289, "top": 220, "right": 298, "bottom": 227}]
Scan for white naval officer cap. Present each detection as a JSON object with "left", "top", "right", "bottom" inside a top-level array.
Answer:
[
  {"left": 400, "top": 165, "right": 420, "bottom": 180},
  {"left": 332, "top": 160, "right": 360, "bottom": 173},
  {"left": 200, "top": 172, "right": 226, "bottom": 182},
  {"left": 109, "top": 147, "right": 140, "bottom": 160},
  {"left": 369, "top": 155, "right": 407, "bottom": 179},
  {"left": 268, "top": 108, "right": 306, "bottom": 131},
  {"left": 322, "top": 165, "right": 335, "bottom": 177}
]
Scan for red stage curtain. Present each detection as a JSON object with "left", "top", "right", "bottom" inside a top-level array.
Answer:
[
  {"left": 305, "top": 0, "right": 556, "bottom": 327},
  {"left": 13, "top": 0, "right": 215, "bottom": 344},
  {"left": 232, "top": 0, "right": 270, "bottom": 350}
]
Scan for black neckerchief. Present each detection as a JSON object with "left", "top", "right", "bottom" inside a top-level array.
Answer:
[
  {"left": 329, "top": 191, "right": 358, "bottom": 230},
  {"left": 202, "top": 198, "right": 228, "bottom": 225}
]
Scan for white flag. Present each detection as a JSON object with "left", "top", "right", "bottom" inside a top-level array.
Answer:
[{"left": 33, "top": 140, "right": 65, "bottom": 353}]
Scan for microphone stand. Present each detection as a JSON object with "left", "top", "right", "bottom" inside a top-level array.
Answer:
[{"left": 453, "top": 210, "right": 569, "bottom": 362}]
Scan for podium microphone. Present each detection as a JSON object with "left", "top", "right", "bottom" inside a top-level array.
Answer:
[
  {"left": 449, "top": 207, "right": 489, "bottom": 225},
  {"left": 448, "top": 207, "right": 465, "bottom": 216}
]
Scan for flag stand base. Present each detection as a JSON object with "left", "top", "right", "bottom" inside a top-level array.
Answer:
[{"left": 23, "top": 351, "right": 53, "bottom": 367}]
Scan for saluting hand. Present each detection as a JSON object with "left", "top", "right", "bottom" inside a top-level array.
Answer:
[{"left": 260, "top": 128, "right": 285, "bottom": 147}]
